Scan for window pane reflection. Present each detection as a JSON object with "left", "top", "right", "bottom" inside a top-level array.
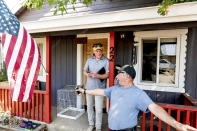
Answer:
[
  {"left": 159, "top": 38, "right": 176, "bottom": 84},
  {"left": 142, "top": 39, "right": 157, "bottom": 82},
  {"left": 38, "top": 43, "right": 43, "bottom": 76}
]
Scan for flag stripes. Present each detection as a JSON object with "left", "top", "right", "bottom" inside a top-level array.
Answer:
[
  {"left": 0, "top": 0, "right": 41, "bottom": 102},
  {"left": 1, "top": 25, "right": 41, "bottom": 102}
]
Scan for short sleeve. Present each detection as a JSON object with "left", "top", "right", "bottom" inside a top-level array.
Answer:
[
  {"left": 84, "top": 59, "right": 89, "bottom": 71},
  {"left": 105, "top": 59, "right": 109, "bottom": 73},
  {"left": 136, "top": 91, "right": 153, "bottom": 112},
  {"left": 104, "top": 86, "right": 114, "bottom": 98}
]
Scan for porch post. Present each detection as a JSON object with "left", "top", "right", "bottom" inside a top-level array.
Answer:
[
  {"left": 76, "top": 44, "right": 83, "bottom": 109},
  {"left": 45, "top": 36, "right": 51, "bottom": 123},
  {"left": 109, "top": 32, "right": 115, "bottom": 108}
]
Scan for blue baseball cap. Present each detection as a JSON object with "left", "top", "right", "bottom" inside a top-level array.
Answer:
[{"left": 116, "top": 65, "right": 136, "bottom": 79}]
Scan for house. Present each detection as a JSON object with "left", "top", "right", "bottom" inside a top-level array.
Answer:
[{"left": 0, "top": 0, "right": 197, "bottom": 129}]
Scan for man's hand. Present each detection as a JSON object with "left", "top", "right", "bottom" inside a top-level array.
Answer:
[
  {"left": 91, "top": 72, "right": 98, "bottom": 78},
  {"left": 87, "top": 72, "right": 93, "bottom": 77},
  {"left": 75, "top": 88, "right": 105, "bottom": 96},
  {"left": 75, "top": 87, "right": 84, "bottom": 94},
  {"left": 91, "top": 72, "right": 109, "bottom": 79},
  {"left": 148, "top": 103, "right": 197, "bottom": 131},
  {"left": 179, "top": 124, "right": 197, "bottom": 131}
]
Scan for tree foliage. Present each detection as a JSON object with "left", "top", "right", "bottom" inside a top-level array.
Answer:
[
  {"left": 158, "top": 0, "right": 197, "bottom": 16},
  {"left": 0, "top": 62, "right": 8, "bottom": 82},
  {"left": 23, "top": 0, "right": 103, "bottom": 15},
  {"left": 23, "top": 0, "right": 196, "bottom": 16}
]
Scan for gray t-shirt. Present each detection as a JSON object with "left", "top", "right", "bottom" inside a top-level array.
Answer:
[
  {"left": 84, "top": 56, "right": 109, "bottom": 89},
  {"left": 104, "top": 85, "right": 153, "bottom": 130}
]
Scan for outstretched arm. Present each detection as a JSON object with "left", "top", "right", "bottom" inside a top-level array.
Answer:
[
  {"left": 148, "top": 103, "right": 197, "bottom": 131},
  {"left": 76, "top": 88, "right": 106, "bottom": 96}
]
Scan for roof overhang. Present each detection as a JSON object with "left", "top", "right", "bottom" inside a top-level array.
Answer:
[{"left": 22, "top": 2, "right": 197, "bottom": 33}]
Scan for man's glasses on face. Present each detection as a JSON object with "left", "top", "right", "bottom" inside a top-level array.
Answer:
[{"left": 118, "top": 71, "right": 127, "bottom": 76}]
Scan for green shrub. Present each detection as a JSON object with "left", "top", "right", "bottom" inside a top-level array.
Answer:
[{"left": 0, "top": 62, "right": 8, "bottom": 82}]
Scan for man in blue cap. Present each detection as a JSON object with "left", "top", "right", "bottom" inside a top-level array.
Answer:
[{"left": 77, "top": 65, "right": 197, "bottom": 131}]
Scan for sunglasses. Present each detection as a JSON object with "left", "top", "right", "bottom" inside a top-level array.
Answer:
[{"left": 92, "top": 44, "right": 103, "bottom": 47}]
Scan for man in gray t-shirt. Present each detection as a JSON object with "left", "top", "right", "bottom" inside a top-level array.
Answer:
[
  {"left": 77, "top": 65, "right": 197, "bottom": 131},
  {"left": 83, "top": 43, "right": 109, "bottom": 131}
]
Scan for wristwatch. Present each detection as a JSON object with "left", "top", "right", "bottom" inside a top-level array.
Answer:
[{"left": 84, "top": 89, "right": 86, "bottom": 94}]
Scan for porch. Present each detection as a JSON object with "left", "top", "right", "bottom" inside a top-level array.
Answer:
[
  {"left": 48, "top": 97, "right": 197, "bottom": 131},
  {"left": 0, "top": 29, "right": 197, "bottom": 130},
  {"left": 0, "top": 85, "right": 196, "bottom": 130},
  {"left": 47, "top": 106, "right": 108, "bottom": 131}
]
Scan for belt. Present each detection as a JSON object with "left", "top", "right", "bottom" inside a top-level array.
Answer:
[{"left": 110, "top": 126, "right": 137, "bottom": 131}]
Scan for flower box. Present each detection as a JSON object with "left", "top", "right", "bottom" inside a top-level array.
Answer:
[{"left": 0, "top": 114, "right": 47, "bottom": 131}]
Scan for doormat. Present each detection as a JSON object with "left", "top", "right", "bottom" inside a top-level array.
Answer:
[{"left": 57, "top": 107, "right": 85, "bottom": 120}]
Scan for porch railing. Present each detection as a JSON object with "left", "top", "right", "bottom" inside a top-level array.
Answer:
[
  {"left": 182, "top": 93, "right": 197, "bottom": 106},
  {"left": 0, "top": 87, "right": 47, "bottom": 122},
  {"left": 140, "top": 103, "right": 197, "bottom": 131}
]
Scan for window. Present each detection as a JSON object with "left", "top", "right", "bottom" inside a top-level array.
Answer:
[
  {"left": 37, "top": 43, "right": 43, "bottom": 76},
  {"left": 0, "top": 40, "right": 8, "bottom": 82},
  {"left": 134, "top": 29, "right": 187, "bottom": 92},
  {"left": 0, "top": 43, "right": 4, "bottom": 70},
  {"left": 35, "top": 38, "right": 46, "bottom": 82},
  {"left": 0, "top": 37, "right": 46, "bottom": 82},
  {"left": 141, "top": 38, "right": 176, "bottom": 85}
]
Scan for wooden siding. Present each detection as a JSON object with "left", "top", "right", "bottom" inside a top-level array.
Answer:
[
  {"left": 185, "top": 28, "right": 197, "bottom": 99},
  {"left": 18, "top": 0, "right": 161, "bottom": 22},
  {"left": 51, "top": 36, "right": 77, "bottom": 106},
  {"left": 114, "top": 32, "right": 134, "bottom": 67},
  {"left": 145, "top": 90, "right": 183, "bottom": 104}
]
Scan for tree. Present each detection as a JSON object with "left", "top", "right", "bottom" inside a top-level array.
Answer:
[
  {"left": 23, "top": 0, "right": 103, "bottom": 15},
  {"left": 0, "top": 62, "right": 8, "bottom": 82},
  {"left": 23, "top": 0, "right": 196, "bottom": 16},
  {"left": 158, "top": 0, "right": 197, "bottom": 16}
]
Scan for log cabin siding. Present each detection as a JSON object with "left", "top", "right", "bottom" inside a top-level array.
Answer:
[{"left": 185, "top": 28, "right": 197, "bottom": 99}]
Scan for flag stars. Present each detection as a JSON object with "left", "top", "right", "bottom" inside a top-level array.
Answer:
[
  {"left": 5, "top": 17, "right": 9, "bottom": 21},
  {"left": 0, "top": 0, "right": 20, "bottom": 35}
]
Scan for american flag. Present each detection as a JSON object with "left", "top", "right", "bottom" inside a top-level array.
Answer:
[{"left": 0, "top": 0, "right": 41, "bottom": 102}]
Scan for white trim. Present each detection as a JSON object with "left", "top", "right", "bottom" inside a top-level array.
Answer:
[
  {"left": 22, "top": 2, "right": 197, "bottom": 33},
  {"left": 76, "top": 44, "right": 83, "bottom": 109},
  {"left": 77, "top": 33, "right": 109, "bottom": 39},
  {"left": 134, "top": 29, "right": 188, "bottom": 93},
  {"left": 179, "top": 33, "right": 187, "bottom": 89},
  {"left": 34, "top": 37, "right": 46, "bottom": 82},
  {"left": 76, "top": 44, "right": 83, "bottom": 85}
]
